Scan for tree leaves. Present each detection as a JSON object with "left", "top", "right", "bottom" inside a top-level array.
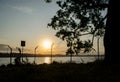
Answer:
[{"left": 47, "top": 0, "right": 108, "bottom": 55}]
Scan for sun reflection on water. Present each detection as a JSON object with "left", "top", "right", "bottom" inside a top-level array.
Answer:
[{"left": 44, "top": 57, "right": 51, "bottom": 64}]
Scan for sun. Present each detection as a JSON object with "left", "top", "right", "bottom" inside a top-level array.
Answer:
[{"left": 43, "top": 40, "right": 51, "bottom": 49}]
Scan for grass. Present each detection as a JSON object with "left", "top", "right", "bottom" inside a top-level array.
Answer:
[{"left": 0, "top": 61, "right": 120, "bottom": 82}]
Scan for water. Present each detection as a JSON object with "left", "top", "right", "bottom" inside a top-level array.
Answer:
[{"left": 0, "top": 56, "right": 104, "bottom": 65}]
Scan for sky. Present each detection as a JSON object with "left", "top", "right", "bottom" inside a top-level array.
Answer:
[{"left": 0, "top": 0, "right": 104, "bottom": 55}]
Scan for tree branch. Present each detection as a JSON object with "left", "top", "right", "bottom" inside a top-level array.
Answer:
[{"left": 93, "top": 14, "right": 108, "bottom": 34}]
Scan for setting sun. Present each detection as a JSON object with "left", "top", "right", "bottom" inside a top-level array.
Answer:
[{"left": 43, "top": 40, "right": 51, "bottom": 49}]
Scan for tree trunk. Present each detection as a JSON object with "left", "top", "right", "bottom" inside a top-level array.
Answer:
[{"left": 104, "top": 0, "right": 120, "bottom": 63}]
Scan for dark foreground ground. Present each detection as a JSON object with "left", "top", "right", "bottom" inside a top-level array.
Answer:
[{"left": 0, "top": 61, "right": 120, "bottom": 82}]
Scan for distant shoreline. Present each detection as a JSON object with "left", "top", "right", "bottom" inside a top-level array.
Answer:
[{"left": 0, "top": 53, "right": 104, "bottom": 57}]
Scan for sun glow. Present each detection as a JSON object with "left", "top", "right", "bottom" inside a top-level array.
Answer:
[
  {"left": 44, "top": 57, "right": 50, "bottom": 64},
  {"left": 43, "top": 40, "right": 51, "bottom": 49}
]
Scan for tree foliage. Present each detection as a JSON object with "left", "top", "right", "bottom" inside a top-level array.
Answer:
[{"left": 47, "top": 0, "right": 108, "bottom": 55}]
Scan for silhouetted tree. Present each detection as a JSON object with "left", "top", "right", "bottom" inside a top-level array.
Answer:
[
  {"left": 104, "top": 0, "right": 120, "bottom": 63},
  {"left": 46, "top": 0, "right": 119, "bottom": 63},
  {"left": 47, "top": 0, "right": 107, "bottom": 55}
]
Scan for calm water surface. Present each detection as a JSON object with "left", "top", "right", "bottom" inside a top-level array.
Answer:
[{"left": 0, "top": 56, "right": 104, "bottom": 65}]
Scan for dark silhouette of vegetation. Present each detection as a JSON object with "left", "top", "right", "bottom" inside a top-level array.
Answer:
[
  {"left": 46, "top": 0, "right": 119, "bottom": 63},
  {"left": 47, "top": 0, "right": 107, "bottom": 56},
  {"left": 0, "top": 62, "right": 120, "bottom": 81},
  {"left": 14, "top": 56, "right": 22, "bottom": 65},
  {"left": 103, "top": 0, "right": 120, "bottom": 63},
  {"left": 15, "top": 47, "right": 29, "bottom": 65}
]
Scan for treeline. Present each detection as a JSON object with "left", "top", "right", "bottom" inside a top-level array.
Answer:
[
  {"left": 0, "top": 53, "right": 104, "bottom": 57},
  {"left": 0, "top": 53, "right": 34, "bottom": 57}
]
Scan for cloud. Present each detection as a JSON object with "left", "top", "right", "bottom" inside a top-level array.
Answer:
[
  {"left": 0, "top": 44, "right": 9, "bottom": 51},
  {"left": 12, "top": 6, "right": 33, "bottom": 14}
]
